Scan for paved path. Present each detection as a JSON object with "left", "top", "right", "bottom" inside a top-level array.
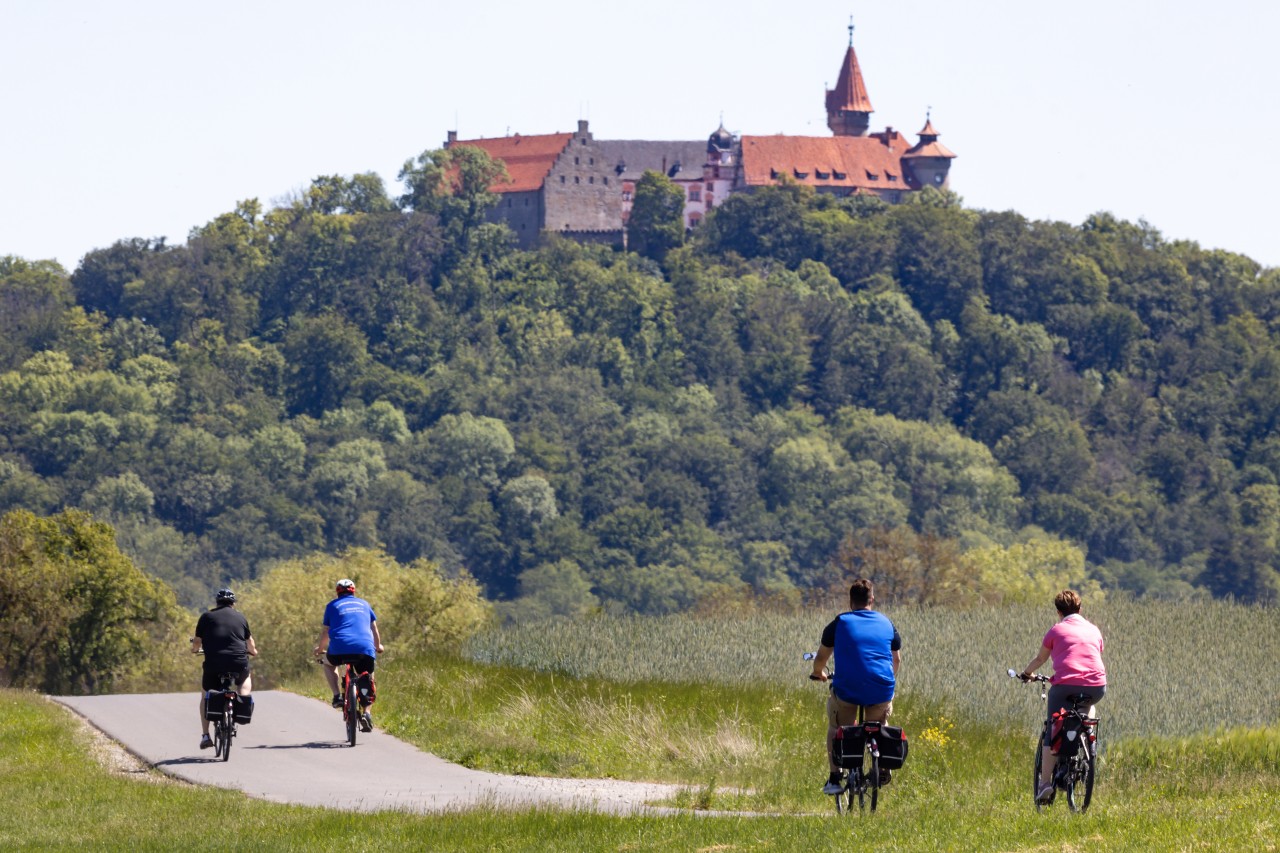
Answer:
[{"left": 54, "top": 691, "right": 688, "bottom": 814}]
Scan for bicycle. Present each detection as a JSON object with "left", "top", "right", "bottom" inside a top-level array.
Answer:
[
  {"left": 196, "top": 651, "right": 239, "bottom": 762},
  {"left": 316, "top": 657, "right": 373, "bottom": 746},
  {"left": 1007, "top": 669, "right": 1100, "bottom": 813},
  {"left": 806, "top": 652, "right": 907, "bottom": 814}
]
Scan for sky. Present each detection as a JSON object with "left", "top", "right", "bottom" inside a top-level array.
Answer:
[{"left": 3, "top": 1, "right": 1278, "bottom": 271}]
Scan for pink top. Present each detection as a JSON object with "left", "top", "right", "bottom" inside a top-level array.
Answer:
[{"left": 1043, "top": 614, "right": 1106, "bottom": 687}]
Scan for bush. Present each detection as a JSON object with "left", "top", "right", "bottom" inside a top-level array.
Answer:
[{"left": 239, "top": 548, "right": 490, "bottom": 686}]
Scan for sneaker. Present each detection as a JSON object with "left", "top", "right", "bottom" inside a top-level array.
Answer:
[
  {"left": 199, "top": 734, "right": 213, "bottom": 750},
  {"left": 331, "top": 693, "right": 343, "bottom": 708},
  {"left": 878, "top": 768, "right": 892, "bottom": 786},
  {"left": 822, "top": 772, "right": 845, "bottom": 795},
  {"left": 1035, "top": 781, "right": 1054, "bottom": 803},
  {"left": 360, "top": 712, "right": 373, "bottom": 733}
]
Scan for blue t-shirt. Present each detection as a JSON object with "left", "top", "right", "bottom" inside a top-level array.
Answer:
[
  {"left": 821, "top": 610, "right": 901, "bottom": 706},
  {"left": 323, "top": 595, "right": 377, "bottom": 657}
]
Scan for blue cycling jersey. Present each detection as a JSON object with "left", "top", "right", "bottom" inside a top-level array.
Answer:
[{"left": 323, "top": 595, "right": 377, "bottom": 657}]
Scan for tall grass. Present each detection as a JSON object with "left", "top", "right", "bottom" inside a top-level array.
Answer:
[{"left": 465, "top": 598, "right": 1280, "bottom": 742}]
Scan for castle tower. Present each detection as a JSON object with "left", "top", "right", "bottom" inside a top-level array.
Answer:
[
  {"left": 825, "top": 23, "right": 873, "bottom": 137},
  {"left": 902, "top": 114, "right": 957, "bottom": 189},
  {"left": 707, "top": 120, "right": 735, "bottom": 165}
]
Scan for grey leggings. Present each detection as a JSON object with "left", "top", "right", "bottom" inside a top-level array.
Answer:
[{"left": 1043, "top": 684, "right": 1105, "bottom": 746}]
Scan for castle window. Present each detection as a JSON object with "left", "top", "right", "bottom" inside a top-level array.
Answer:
[
  {"left": 833, "top": 170, "right": 847, "bottom": 179},
  {"left": 690, "top": 214, "right": 702, "bottom": 228},
  {"left": 689, "top": 188, "right": 701, "bottom": 202},
  {"left": 574, "top": 176, "right": 580, "bottom": 184},
  {"left": 793, "top": 169, "right": 808, "bottom": 179},
  {"left": 865, "top": 170, "right": 879, "bottom": 181},
  {"left": 770, "top": 168, "right": 780, "bottom": 179},
  {"left": 705, "top": 182, "right": 713, "bottom": 191},
  {"left": 887, "top": 171, "right": 898, "bottom": 182},
  {"left": 589, "top": 176, "right": 594, "bottom": 184},
  {"left": 815, "top": 169, "right": 830, "bottom": 180},
  {"left": 574, "top": 156, "right": 580, "bottom": 165},
  {"left": 560, "top": 175, "right": 566, "bottom": 184},
  {"left": 603, "top": 177, "right": 609, "bottom": 186},
  {"left": 589, "top": 157, "right": 594, "bottom": 165}
]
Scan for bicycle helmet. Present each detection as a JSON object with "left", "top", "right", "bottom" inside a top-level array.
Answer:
[
  {"left": 335, "top": 578, "right": 356, "bottom": 595},
  {"left": 215, "top": 588, "right": 236, "bottom": 604}
]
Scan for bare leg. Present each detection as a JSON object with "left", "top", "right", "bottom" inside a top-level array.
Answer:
[
  {"left": 324, "top": 665, "right": 340, "bottom": 696},
  {"left": 1039, "top": 745, "right": 1055, "bottom": 788},
  {"left": 239, "top": 673, "right": 253, "bottom": 696},
  {"left": 199, "top": 692, "right": 210, "bottom": 737}
]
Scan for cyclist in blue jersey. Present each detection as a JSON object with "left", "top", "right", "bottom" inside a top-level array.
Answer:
[
  {"left": 809, "top": 578, "right": 902, "bottom": 794},
  {"left": 313, "top": 579, "right": 384, "bottom": 718}
]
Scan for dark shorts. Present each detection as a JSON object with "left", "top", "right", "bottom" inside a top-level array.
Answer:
[
  {"left": 326, "top": 653, "right": 376, "bottom": 674},
  {"left": 1043, "top": 683, "right": 1105, "bottom": 745},
  {"left": 202, "top": 664, "right": 250, "bottom": 692}
]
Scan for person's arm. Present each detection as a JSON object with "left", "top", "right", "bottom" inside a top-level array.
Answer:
[
  {"left": 810, "top": 645, "right": 833, "bottom": 681},
  {"left": 891, "top": 648, "right": 901, "bottom": 678},
  {"left": 371, "top": 621, "right": 384, "bottom": 654},
  {"left": 246, "top": 635, "right": 258, "bottom": 657},
  {"left": 191, "top": 635, "right": 203, "bottom": 654},
  {"left": 1021, "top": 645, "right": 1051, "bottom": 679},
  {"left": 313, "top": 626, "right": 330, "bottom": 657}
]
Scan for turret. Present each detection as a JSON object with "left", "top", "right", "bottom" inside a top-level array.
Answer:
[
  {"left": 825, "top": 24, "right": 873, "bottom": 137},
  {"left": 707, "top": 121, "right": 735, "bottom": 164},
  {"left": 902, "top": 115, "right": 956, "bottom": 189}
]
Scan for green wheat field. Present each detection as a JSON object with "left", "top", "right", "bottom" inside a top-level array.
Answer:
[{"left": 3, "top": 599, "right": 1278, "bottom": 851}]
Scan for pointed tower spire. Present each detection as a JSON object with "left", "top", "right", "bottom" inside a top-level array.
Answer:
[{"left": 826, "top": 20, "right": 874, "bottom": 137}]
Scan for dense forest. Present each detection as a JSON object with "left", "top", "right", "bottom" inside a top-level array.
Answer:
[{"left": 3, "top": 148, "right": 1279, "bottom": 613}]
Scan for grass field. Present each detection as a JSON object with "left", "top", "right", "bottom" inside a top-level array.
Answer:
[{"left": 4, "top": 599, "right": 1279, "bottom": 851}]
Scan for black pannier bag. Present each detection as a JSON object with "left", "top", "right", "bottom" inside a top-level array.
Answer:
[
  {"left": 832, "top": 724, "right": 867, "bottom": 769},
  {"left": 357, "top": 671, "right": 376, "bottom": 704},
  {"left": 875, "top": 725, "right": 909, "bottom": 770},
  {"left": 1050, "top": 710, "right": 1082, "bottom": 757},
  {"left": 233, "top": 694, "right": 254, "bottom": 724},
  {"left": 205, "top": 690, "right": 229, "bottom": 721}
]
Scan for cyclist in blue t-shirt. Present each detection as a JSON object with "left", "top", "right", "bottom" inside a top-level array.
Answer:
[
  {"left": 313, "top": 578, "right": 384, "bottom": 714},
  {"left": 809, "top": 578, "right": 902, "bottom": 794}
]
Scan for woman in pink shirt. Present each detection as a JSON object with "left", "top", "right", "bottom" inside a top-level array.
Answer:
[{"left": 1018, "top": 589, "right": 1106, "bottom": 802}]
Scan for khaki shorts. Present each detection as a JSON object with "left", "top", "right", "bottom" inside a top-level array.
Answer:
[{"left": 826, "top": 692, "right": 892, "bottom": 728}]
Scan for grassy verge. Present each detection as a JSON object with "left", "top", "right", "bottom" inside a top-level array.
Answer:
[{"left": 5, "top": 681, "right": 1280, "bottom": 851}]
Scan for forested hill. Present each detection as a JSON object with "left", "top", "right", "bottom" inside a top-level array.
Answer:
[{"left": 3, "top": 152, "right": 1279, "bottom": 610}]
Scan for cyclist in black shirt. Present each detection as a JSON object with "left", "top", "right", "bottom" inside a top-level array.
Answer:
[{"left": 192, "top": 588, "right": 257, "bottom": 750}]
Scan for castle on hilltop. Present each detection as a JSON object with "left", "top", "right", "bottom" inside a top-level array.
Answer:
[{"left": 444, "top": 25, "right": 955, "bottom": 248}]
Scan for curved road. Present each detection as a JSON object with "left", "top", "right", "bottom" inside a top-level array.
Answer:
[{"left": 54, "top": 691, "right": 686, "bottom": 814}]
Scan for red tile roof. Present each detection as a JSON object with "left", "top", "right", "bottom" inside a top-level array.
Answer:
[
  {"left": 449, "top": 133, "right": 574, "bottom": 192},
  {"left": 825, "top": 45, "right": 873, "bottom": 114},
  {"left": 739, "top": 134, "right": 914, "bottom": 191},
  {"left": 904, "top": 119, "right": 956, "bottom": 160}
]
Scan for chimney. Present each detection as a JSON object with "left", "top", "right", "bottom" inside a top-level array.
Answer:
[
  {"left": 445, "top": 130, "right": 458, "bottom": 148},
  {"left": 577, "top": 119, "right": 590, "bottom": 140}
]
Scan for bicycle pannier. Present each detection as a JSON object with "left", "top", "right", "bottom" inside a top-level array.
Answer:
[
  {"left": 233, "top": 694, "right": 254, "bottom": 724},
  {"left": 875, "top": 725, "right": 909, "bottom": 770},
  {"left": 205, "top": 690, "right": 229, "bottom": 721},
  {"left": 1050, "top": 710, "right": 1082, "bottom": 757},
  {"left": 357, "top": 671, "right": 376, "bottom": 704},
  {"left": 832, "top": 725, "right": 867, "bottom": 769}
]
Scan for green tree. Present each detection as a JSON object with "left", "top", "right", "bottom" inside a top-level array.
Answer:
[
  {"left": 0, "top": 509, "right": 179, "bottom": 693},
  {"left": 627, "top": 170, "right": 686, "bottom": 262}
]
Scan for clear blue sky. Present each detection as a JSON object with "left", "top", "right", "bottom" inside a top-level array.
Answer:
[{"left": 3, "top": 1, "right": 1277, "bottom": 270}]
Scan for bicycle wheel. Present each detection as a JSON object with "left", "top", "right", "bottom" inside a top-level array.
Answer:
[
  {"left": 345, "top": 673, "right": 359, "bottom": 746},
  {"left": 1067, "top": 745, "right": 1095, "bottom": 812},
  {"left": 217, "top": 715, "right": 232, "bottom": 762},
  {"left": 1034, "top": 739, "right": 1054, "bottom": 811}
]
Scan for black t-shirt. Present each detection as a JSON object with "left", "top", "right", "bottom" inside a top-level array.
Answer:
[{"left": 195, "top": 605, "right": 252, "bottom": 669}]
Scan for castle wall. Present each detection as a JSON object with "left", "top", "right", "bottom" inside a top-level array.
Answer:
[{"left": 542, "top": 125, "right": 623, "bottom": 238}]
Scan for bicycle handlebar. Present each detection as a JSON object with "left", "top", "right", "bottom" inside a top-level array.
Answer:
[{"left": 1007, "top": 667, "right": 1049, "bottom": 683}]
